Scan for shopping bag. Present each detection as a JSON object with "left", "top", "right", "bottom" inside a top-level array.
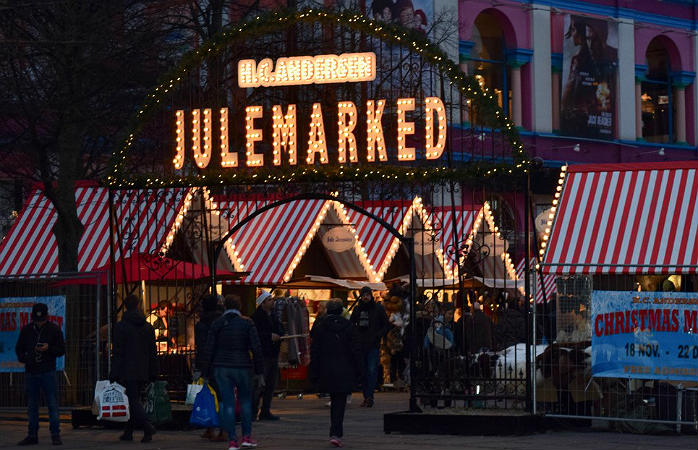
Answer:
[
  {"left": 92, "top": 380, "right": 111, "bottom": 415},
  {"left": 189, "top": 384, "right": 219, "bottom": 427},
  {"left": 144, "top": 380, "right": 173, "bottom": 425},
  {"left": 185, "top": 378, "right": 205, "bottom": 406},
  {"left": 97, "top": 382, "right": 130, "bottom": 422}
]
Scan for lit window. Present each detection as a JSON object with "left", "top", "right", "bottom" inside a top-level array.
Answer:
[{"left": 641, "top": 39, "right": 673, "bottom": 143}]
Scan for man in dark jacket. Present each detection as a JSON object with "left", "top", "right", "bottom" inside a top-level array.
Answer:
[
  {"left": 495, "top": 298, "right": 527, "bottom": 351},
  {"left": 111, "top": 294, "right": 158, "bottom": 443},
  {"left": 467, "top": 302, "right": 494, "bottom": 353},
  {"left": 349, "top": 286, "right": 389, "bottom": 407},
  {"left": 251, "top": 290, "right": 284, "bottom": 421},
  {"left": 310, "top": 300, "right": 363, "bottom": 448},
  {"left": 15, "top": 303, "right": 65, "bottom": 446},
  {"left": 194, "top": 294, "right": 222, "bottom": 441},
  {"left": 201, "top": 295, "right": 264, "bottom": 450}
]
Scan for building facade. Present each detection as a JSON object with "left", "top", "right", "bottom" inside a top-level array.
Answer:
[{"left": 457, "top": 0, "right": 698, "bottom": 166}]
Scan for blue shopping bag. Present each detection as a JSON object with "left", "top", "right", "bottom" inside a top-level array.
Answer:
[{"left": 189, "top": 384, "right": 219, "bottom": 427}]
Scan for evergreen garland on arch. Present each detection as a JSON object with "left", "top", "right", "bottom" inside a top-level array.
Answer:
[{"left": 106, "top": 8, "right": 531, "bottom": 189}]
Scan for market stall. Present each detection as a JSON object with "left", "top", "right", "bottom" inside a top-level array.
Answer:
[{"left": 539, "top": 161, "right": 698, "bottom": 427}]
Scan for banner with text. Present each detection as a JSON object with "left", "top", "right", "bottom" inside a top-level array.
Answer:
[
  {"left": 591, "top": 291, "right": 698, "bottom": 381},
  {"left": 0, "top": 296, "right": 66, "bottom": 372}
]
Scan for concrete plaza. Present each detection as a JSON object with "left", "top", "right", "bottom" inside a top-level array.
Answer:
[{"left": 0, "top": 393, "right": 694, "bottom": 450}]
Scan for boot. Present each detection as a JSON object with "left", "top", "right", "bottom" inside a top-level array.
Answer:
[{"left": 141, "top": 422, "right": 156, "bottom": 443}]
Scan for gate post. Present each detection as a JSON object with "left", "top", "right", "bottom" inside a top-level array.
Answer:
[
  {"left": 405, "top": 235, "right": 420, "bottom": 412},
  {"left": 525, "top": 172, "right": 532, "bottom": 413}
]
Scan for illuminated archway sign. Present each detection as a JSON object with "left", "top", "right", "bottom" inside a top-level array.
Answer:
[{"left": 172, "top": 51, "right": 448, "bottom": 170}]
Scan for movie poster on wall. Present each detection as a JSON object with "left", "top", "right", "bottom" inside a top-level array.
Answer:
[
  {"left": 560, "top": 15, "right": 618, "bottom": 139},
  {"left": 367, "top": 0, "right": 432, "bottom": 33}
]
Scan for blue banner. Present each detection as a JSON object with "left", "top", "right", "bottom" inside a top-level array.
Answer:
[
  {"left": 591, "top": 291, "right": 698, "bottom": 381},
  {"left": 0, "top": 296, "right": 66, "bottom": 372}
]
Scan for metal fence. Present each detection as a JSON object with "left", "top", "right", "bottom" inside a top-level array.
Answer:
[
  {"left": 0, "top": 272, "right": 106, "bottom": 408},
  {"left": 533, "top": 272, "right": 698, "bottom": 432}
]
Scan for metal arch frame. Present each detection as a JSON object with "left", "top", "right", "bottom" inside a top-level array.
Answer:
[{"left": 210, "top": 191, "right": 421, "bottom": 412}]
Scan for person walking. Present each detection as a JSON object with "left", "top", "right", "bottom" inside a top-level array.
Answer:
[
  {"left": 310, "top": 299, "right": 363, "bottom": 448},
  {"left": 15, "top": 303, "right": 66, "bottom": 446},
  {"left": 111, "top": 294, "right": 159, "bottom": 443},
  {"left": 251, "top": 290, "right": 284, "bottom": 421},
  {"left": 202, "top": 295, "right": 264, "bottom": 450},
  {"left": 194, "top": 294, "right": 224, "bottom": 441},
  {"left": 350, "top": 286, "right": 389, "bottom": 407}
]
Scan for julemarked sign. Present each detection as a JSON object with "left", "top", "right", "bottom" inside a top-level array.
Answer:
[
  {"left": 591, "top": 291, "right": 698, "bottom": 381},
  {"left": 173, "top": 52, "right": 448, "bottom": 170},
  {"left": 0, "top": 296, "right": 66, "bottom": 372}
]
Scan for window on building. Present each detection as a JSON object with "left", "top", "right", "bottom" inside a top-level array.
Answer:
[
  {"left": 641, "top": 39, "right": 672, "bottom": 143},
  {"left": 468, "top": 12, "right": 511, "bottom": 119}
]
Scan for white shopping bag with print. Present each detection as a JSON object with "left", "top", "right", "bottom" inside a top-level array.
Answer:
[{"left": 97, "top": 382, "right": 130, "bottom": 422}]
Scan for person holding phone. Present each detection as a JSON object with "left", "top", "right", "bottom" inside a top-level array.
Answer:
[{"left": 15, "top": 303, "right": 66, "bottom": 446}]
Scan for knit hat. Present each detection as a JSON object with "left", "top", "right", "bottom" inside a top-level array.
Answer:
[
  {"left": 32, "top": 303, "right": 48, "bottom": 321},
  {"left": 359, "top": 286, "right": 373, "bottom": 297},
  {"left": 256, "top": 290, "right": 271, "bottom": 307}
]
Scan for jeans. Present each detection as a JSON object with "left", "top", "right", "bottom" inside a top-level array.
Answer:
[
  {"left": 26, "top": 371, "right": 60, "bottom": 438},
  {"left": 214, "top": 367, "right": 253, "bottom": 440},
  {"left": 362, "top": 347, "right": 380, "bottom": 400},
  {"left": 122, "top": 380, "right": 150, "bottom": 432},
  {"left": 329, "top": 392, "right": 348, "bottom": 437},
  {"left": 253, "top": 357, "right": 278, "bottom": 417}
]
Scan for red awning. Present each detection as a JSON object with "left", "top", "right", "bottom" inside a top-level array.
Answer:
[
  {"left": 517, "top": 258, "right": 556, "bottom": 303},
  {"left": 542, "top": 161, "right": 698, "bottom": 274},
  {"left": 54, "top": 253, "right": 246, "bottom": 285}
]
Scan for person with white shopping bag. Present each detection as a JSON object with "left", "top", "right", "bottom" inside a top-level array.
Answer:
[{"left": 110, "top": 294, "right": 159, "bottom": 442}]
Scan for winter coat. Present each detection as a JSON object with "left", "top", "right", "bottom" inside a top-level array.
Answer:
[
  {"left": 495, "top": 307, "right": 527, "bottom": 351},
  {"left": 350, "top": 299, "right": 389, "bottom": 351},
  {"left": 15, "top": 321, "right": 65, "bottom": 374},
  {"left": 195, "top": 310, "right": 221, "bottom": 370},
  {"left": 111, "top": 309, "right": 158, "bottom": 383},
  {"left": 467, "top": 310, "right": 494, "bottom": 353},
  {"left": 251, "top": 307, "right": 284, "bottom": 359},
  {"left": 201, "top": 311, "right": 263, "bottom": 376},
  {"left": 309, "top": 313, "right": 363, "bottom": 393}
]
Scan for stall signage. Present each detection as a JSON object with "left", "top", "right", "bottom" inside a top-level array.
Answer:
[
  {"left": 591, "top": 291, "right": 698, "bottom": 381},
  {"left": 321, "top": 226, "right": 355, "bottom": 253},
  {"left": 0, "top": 296, "right": 66, "bottom": 373},
  {"left": 173, "top": 53, "right": 447, "bottom": 170},
  {"left": 238, "top": 53, "right": 376, "bottom": 87}
]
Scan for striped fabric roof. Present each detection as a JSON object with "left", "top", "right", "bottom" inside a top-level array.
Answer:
[
  {"left": 427, "top": 205, "right": 481, "bottom": 275},
  {"left": 542, "top": 162, "right": 698, "bottom": 274},
  {"left": 318, "top": 204, "right": 370, "bottom": 279},
  {"left": 346, "top": 201, "right": 413, "bottom": 278},
  {"left": 516, "top": 258, "right": 556, "bottom": 304},
  {"left": 225, "top": 199, "right": 327, "bottom": 284},
  {"left": 0, "top": 183, "right": 189, "bottom": 275}
]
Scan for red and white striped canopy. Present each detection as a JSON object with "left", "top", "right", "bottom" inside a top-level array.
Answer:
[
  {"left": 346, "top": 201, "right": 413, "bottom": 278},
  {"left": 0, "top": 182, "right": 189, "bottom": 275},
  {"left": 542, "top": 162, "right": 698, "bottom": 274},
  {"left": 429, "top": 205, "right": 481, "bottom": 275},
  {"left": 516, "top": 258, "right": 556, "bottom": 303},
  {"left": 225, "top": 199, "right": 327, "bottom": 285}
]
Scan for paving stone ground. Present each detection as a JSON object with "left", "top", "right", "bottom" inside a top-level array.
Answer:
[{"left": 0, "top": 393, "right": 695, "bottom": 450}]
